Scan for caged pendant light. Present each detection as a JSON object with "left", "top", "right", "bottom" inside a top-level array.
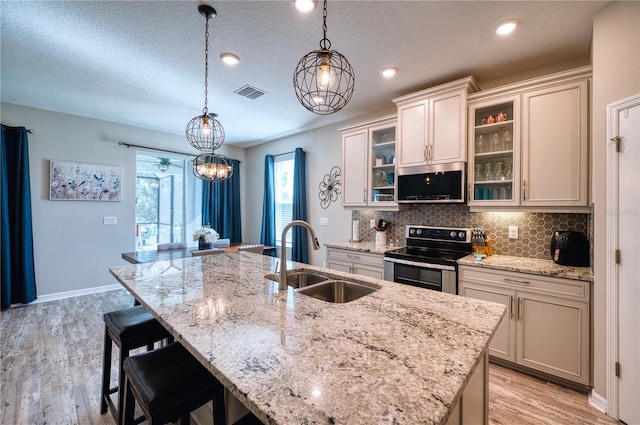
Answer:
[
  {"left": 293, "top": 0, "right": 355, "bottom": 115},
  {"left": 186, "top": 4, "right": 232, "bottom": 182}
]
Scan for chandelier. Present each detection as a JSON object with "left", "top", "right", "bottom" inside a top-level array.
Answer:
[
  {"left": 293, "top": 0, "right": 355, "bottom": 115},
  {"left": 186, "top": 4, "right": 232, "bottom": 182},
  {"left": 192, "top": 152, "right": 233, "bottom": 181}
]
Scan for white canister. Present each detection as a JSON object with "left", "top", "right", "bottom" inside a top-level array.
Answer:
[{"left": 375, "top": 231, "right": 387, "bottom": 245}]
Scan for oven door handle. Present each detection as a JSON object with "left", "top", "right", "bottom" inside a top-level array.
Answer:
[{"left": 383, "top": 257, "right": 456, "bottom": 271}]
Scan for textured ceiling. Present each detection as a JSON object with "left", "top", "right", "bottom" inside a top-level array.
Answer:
[{"left": 1, "top": 1, "right": 608, "bottom": 147}]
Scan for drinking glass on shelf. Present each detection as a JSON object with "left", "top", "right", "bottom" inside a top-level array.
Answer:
[
  {"left": 505, "top": 162, "right": 513, "bottom": 180},
  {"left": 502, "top": 130, "right": 512, "bottom": 151},
  {"left": 484, "top": 162, "right": 493, "bottom": 181},
  {"left": 475, "top": 134, "right": 485, "bottom": 154},
  {"left": 474, "top": 163, "right": 483, "bottom": 181},
  {"left": 494, "top": 160, "right": 504, "bottom": 180},
  {"left": 491, "top": 132, "right": 501, "bottom": 152}
]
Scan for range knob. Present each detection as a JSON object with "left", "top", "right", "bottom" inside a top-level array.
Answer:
[
  {"left": 458, "top": 231, "right": 466, "bottom": 240},
  {"left": 416, "top": 229, "right": 423, "bottom": 235},
  {"left": 409, "top": 228, "right": 416, "bottom": 235},
  {"left": 449, "top": 231, "right": 457, "bottom": 239}
]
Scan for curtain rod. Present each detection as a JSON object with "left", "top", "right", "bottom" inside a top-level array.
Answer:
[
  {"left": 273, "top": 149, "right": 304, "bottom": 157},
  {"left": 118, "top": 141, "right": 196, "bottom": 156},
  {"left": 118, "top": 141, "right": 243, "bottom": 163}
]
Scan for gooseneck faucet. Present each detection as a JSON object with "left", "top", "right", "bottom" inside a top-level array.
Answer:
[{"left": 279, "top": 220, "right": 321, "bottom": 290}]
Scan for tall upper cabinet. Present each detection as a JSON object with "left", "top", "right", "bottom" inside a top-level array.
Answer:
[
  {"left": 467, "top": 66, "right": 591, "bottom": 210},
  {"left": 340, "top": 115, "right": 398, "bottom": 209},
  {"left": 393, "top": 77, "right": 480, "bottom": 168}
]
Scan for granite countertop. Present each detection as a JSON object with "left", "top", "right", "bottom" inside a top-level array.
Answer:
[
  {"left": 110, "top": 252, "right": 504, "bottom": 425},
  {"left": 457, "top": 254, "right": 593, "bottom": 282},
  {"left": 324, "top": 240, "right": 402, "bottom": 254}
]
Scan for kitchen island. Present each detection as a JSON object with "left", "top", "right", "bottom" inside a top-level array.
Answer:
[{"left": 109, "top": 251, "right": 505, "bottom": 424}]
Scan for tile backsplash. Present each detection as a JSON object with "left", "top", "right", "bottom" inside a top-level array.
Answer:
[{"left": 353, "top": 205, "right": 590, "bottom": 260}]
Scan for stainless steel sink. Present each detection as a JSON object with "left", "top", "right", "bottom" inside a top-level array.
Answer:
[
  {"left": 296, "top": 280, "right": 378, "bottom": 303},
  {"left": 264, "top": 269, "right": 330, "bottom": 289}
]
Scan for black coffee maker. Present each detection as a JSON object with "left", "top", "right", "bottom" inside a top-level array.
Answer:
[{"left": 550, "top": 231, "right": 590, "bottom": 267}]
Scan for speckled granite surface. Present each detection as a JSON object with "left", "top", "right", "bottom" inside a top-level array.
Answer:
[
  {"left": 110, "top": 252, "right": 505, "bottom": 425},
  {"left": 457, "top": 254, "right": 593, "bottom": 282},
  {"left": 324, "top": 240, "right": 402, "bottom": 254}
]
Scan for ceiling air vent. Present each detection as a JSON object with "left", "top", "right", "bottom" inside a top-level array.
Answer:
[{"left": 234, "top": 84, "right": 266, "bottom": 100}]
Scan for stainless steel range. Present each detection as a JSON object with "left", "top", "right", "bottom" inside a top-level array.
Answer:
[{"left": 383, "top": 225, "right": 473, "bottom": 294}]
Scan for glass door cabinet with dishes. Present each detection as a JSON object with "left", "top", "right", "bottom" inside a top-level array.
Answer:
[
  {"left": 468, "top": 96, "right": 520, "bottom": 206},
  {"left": 340, "top": 115, "right": 398, "bottom": 209}
]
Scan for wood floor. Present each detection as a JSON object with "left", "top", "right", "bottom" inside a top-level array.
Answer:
[{"left": 0, "top": 289, "right": 620, "bottom": 425}]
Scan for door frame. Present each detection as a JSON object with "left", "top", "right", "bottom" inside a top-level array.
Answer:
[{"left": 606, "top": 93, "right": 640, "bottom": 419}]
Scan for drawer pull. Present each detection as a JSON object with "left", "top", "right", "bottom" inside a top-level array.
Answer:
[
  {"left": 346, "top": 254, "right": 360, "bottom": 260},
  {"left": 503, "top": 277, "right": 531, "bottom": 285}
]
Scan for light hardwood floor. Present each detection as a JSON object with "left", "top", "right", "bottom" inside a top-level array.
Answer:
[{"left": 1, "top": 289, "right": 620, "bottom": 425}]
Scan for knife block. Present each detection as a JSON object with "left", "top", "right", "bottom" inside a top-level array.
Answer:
[{"left": 473, "top": 238, "right": 494, "bottom": 256}]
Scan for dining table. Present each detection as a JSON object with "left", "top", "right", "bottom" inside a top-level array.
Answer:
[{"left": 121, "top": 243, "right": 275, "bottom": 264}]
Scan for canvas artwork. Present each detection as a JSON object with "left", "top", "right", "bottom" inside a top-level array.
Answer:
[{"left": 49, "top": 160, "right": 121, "bottom": 201}]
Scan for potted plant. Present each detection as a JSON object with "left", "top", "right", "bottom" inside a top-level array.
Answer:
[{"left": 193, "top": 225, "right": 219, "bottom": 250}]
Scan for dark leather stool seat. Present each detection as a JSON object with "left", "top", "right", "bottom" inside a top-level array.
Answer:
[
  {"left": 122, "top": 342, "right": 226, "bottom": 425},
  {"left": 101, "top": 305, "right": 173, "bottom": 425}
]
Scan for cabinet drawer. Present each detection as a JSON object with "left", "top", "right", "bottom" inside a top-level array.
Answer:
[
  {"left": 326, "top": 247, "right": 384, "bottom": 267},
  {"left": 459, "top": 266, "right": 589, "bottom": 301}
]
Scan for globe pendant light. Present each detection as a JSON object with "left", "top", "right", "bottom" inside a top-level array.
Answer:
[
  {"left": 186, "top": 5, "right": 232, "bottom": 182},
  {"left": 293, "top": 0, "right": 355, "bottom": 115},
  {"left": 193, "top": 152, "right": 233, "bottom": 181}
]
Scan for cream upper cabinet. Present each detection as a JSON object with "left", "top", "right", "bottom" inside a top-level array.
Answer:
[
  {"left": 340, "top": 115, "right": 398, "bottom": 209},
  {"left": 467, "top": 66, "right": 591, "bottom": 211},
  {"left": 522, "top": 79, "right": 589, "bottom": 207},
  {"left": 341, "top": 129, "right": 368, "bottom": 206},
  {"left": 394, "top": 77, "right": 479, "bottom": 168}
]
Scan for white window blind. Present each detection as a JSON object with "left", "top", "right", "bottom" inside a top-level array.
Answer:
[{"left": 274, "top": 154, "right": 294, "bottom": 248}]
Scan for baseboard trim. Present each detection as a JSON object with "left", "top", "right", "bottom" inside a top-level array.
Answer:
[
  {"left": 588, "top": 390, "right": 608, "bottom": 414},
  {"left": 27, "top": 284, "right": 123, "bottom": 305}
]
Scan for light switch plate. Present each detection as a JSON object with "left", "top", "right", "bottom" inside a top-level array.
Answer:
[
  {"left": 103, "top": 216, "right": 117, "bottom": 225},
  {"left": 320, "top": 217, "right": 329, "bottom": 226},
  {"left": 370, "top": 219, "right": 376, "bottom": 229},
  {"left": 508, "top": 225, "right": 518, "bottom": 239}
]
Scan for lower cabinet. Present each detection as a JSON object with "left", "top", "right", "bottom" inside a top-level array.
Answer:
[
  {"left": 459, "top": 265, "right": 590, "bottom": 386},
  {"left": 326, "top": 247, "right": 384, "bottom": 279}
]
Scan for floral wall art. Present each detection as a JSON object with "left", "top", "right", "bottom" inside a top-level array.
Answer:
[{"left": 49, "top": 160, "right": 121, "bottom": 201}]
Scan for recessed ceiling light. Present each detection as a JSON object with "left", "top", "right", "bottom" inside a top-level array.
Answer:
[
  {"left": 294, "top": 0, "right": 315, "bottom": 13},
  {"left": 381, "top": 67, "right": 398, "bottom": 78},
  {"left": 496, "top": 19, "right": 520, "bottom": 35},
  {"left": 220, "top": 52, "right": 240, "bottom": 65}
]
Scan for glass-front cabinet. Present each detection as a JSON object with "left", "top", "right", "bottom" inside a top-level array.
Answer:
[
  {"left": 341, "top": 114, "right": 397, "bottom": 209},
  {"left": 369, "top": 122, "right": 396, "bottom": 206},
  {"left": 468, "top": 96, "right": 520, "bottom": 206}
]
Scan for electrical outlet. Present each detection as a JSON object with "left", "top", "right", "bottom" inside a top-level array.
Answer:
[
  {"left": 320, "top": 217, "right": 329, "bottom": 226},
  {"left": 370, "top": 219, "right": 376, "bottom": 229},
  {"left": 508, "top": 225, "right": 518, "bottom": 239},
  {"left": 103, "top": 216, "right": 117, "bottom": 225}
]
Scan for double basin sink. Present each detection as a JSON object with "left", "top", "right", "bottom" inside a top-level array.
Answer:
[{"left": 264, "top": 269, "right": 379, "bottom": 303}]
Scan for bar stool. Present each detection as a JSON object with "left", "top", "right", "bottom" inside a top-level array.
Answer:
[
  {"left": 101, "top": 305, "right": 174, "bottom": 425},
  {"left": 122, "top": 342, "right": 227, "bottom": 425}
]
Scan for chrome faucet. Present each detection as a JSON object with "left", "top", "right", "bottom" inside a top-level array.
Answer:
[{"left": 279, "top": 220, "right": 321, "bottom": 290}]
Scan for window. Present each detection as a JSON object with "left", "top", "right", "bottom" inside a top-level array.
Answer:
[
  {"left": 274, "top": 154, "right": 294, "bottom": 248},
  {"left": 135, "top": 153, "right": 201, "bottom": 251}
]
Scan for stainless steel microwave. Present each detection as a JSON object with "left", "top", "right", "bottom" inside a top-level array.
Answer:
[{"left": 397, "top": 162, "right": 466, "bottom": 203}]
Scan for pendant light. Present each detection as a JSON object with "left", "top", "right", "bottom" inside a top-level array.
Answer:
[
  {"left": 193, "top": 152, "right": 233, "bottom": 180},
  {"left": 186, "top": 4, "right": 232, "bottom": 182},
  {"left": 293, "top": 0, "right": 355, "bottom": 115}
]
